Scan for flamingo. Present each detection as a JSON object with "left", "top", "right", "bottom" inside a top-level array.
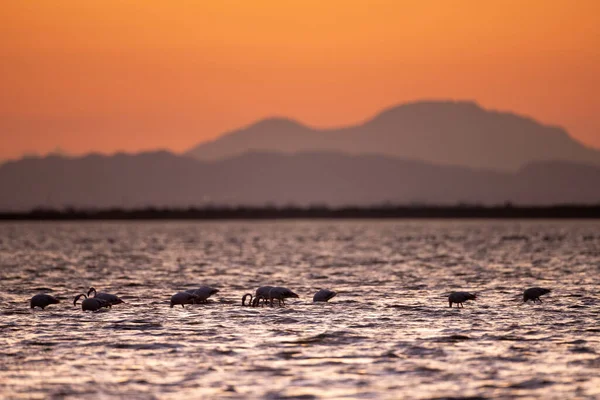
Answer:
[
  {"left": 313, "top": 289, "right": 337, "bottom": 302},
  {"left": 241, "top": 286, "right": 273, "bottom": 307},
  {"left": 185, "top": 286, "right": 219, "bottom": 303},
  {"left": 30, "top": 294, "right": 60, "bottom": 310},
  {"left": 74, "top": 294, "right": 111, "bottom": 311},
  {"left": 242, "top": 293, "right": 267, "bottom": 307},
  {"left": 448, "top": 291, "right": 477, "bottom": 308},
  {"left": 170, "top": 292, "right": 199, "bottom": 308},
  {"left": 524, "top": 287, "right": 551, "bottom": 303},
  {"left": 267, "top": 287, "right": 299, "bottom": 307},
  {"left": 87, "top": 287, "right": 124, "bottom": 306}
]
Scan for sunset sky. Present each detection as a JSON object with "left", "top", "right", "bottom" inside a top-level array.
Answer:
[{"left": 1, "top": 0, "right": 599, "bottom": 160}]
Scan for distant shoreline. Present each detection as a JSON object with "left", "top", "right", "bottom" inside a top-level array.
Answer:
[{"left": 1, "top": 205, "right": 600, "bottom": 220}]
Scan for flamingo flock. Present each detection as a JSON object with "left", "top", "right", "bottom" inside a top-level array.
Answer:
[
  {"left": 29, "top": 285, "right": 552, "bottom": 312},
  {"left": 447, "top": 287, "right": 551, "bottom": 308}
]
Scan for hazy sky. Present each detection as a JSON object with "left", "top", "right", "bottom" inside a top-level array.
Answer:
[{"left": 1, "top": 0, "right": 599, "bottom": 160}]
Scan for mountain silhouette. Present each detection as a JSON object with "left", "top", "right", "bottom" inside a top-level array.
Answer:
[
  {"left": 186, "top": 101, "right": 600, "bottom": 171},
  {"left": 1, "top": 151, "right": 599, "bottom": 211}
]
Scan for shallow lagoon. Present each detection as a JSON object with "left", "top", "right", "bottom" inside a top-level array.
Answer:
[{"left": 1, "top": 220, "right": 599, "bottom": 399}]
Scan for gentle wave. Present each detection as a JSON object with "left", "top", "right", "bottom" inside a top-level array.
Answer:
[{"left": 0, "top": 220, "right": 599, "bottom": 399}]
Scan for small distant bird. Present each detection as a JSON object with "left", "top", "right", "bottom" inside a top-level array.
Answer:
[
  {"left": 241, "top": 286, "right": 274, "bottom": 307},
  {"left": 30, "top": 294, "right": 60, "bottom": 310},
  {"left": 268, "top": 287, "right": 299, "bottom": 307},
  {"left": 523, "top": 287, "right": 551, "bottom": 303},
  {"left": 241, "top": 293, "right": 268, "bottom": 307},
  {"left": 313, "top": 289, "right": 337, "bottom": 302},
  {"left": 256, "top": 286, "right": 274, "bottom": 298},
  {"left": 448, "top": 291, "right": 477, "bottom": 308},
  {"left": 185, "top": 286, "right": 219, "bottom": 304},
  {"left": 170, "top": 292, "right": 199, "bottom": 308},
  {"left": 74, "top": 294, "right": 111, "bottom": 311},
  {"left": 87, "top": 287, "right": 124, "bottom": 306},
  {"left": 256, "top": 286, "right": 276, "bottom": 306}
]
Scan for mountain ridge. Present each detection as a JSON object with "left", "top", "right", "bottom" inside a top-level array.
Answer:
[
  {"left": 2, "top": 150, "right": 600, "bottom": 211},
  {"left": 187, "top": 100, "right": 600, "bottom": 171}
]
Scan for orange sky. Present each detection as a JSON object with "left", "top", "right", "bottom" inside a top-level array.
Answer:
[{"left": 1, "top": 0, "right": 599, "bottom": 160}]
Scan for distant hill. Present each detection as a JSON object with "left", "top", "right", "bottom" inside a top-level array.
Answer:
[
  {"left": 1, "top": 151, "right": 599, "bottom": 211},
  {"left": 186, "top": 101, "right": 600, "bottom": 171}
]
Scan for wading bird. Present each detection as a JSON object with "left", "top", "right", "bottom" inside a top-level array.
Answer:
[
  {"left": 256, "top": 286, "right": 273, "bottom": 298},
  {"left": 170, "top": 292, "right": 199, "bottom": 308},
  {"left": 74, "top": 294, "right": 111, "bottom": 311},
  {"left": 313, "top": 289, "right": 337, "bottom": 302},
  {"left": 241, "top": 286, "right": 274, "bottom": 307},
  {"left": 268, "top": 287, "right": 299, "bottom": 307},
  {"left": 185, "top": 286, "right": 219, "bottom": 303},
  {"left": 87, "top": 287, "right": 124, "bottom": 306},
  {"left": 523, "top": 287, "right": 551, "bottom": 303},
  {"left": 448, "top": 291, "right": 477, "bottom": 308},
  {"left": 241, "top": 293, "right": 268, "bottom": 307},
  {"left": 30, "top": 294, "right": 60, "bottom": 309},
  {"left": 256, "top": 286, "right": 276, "bottom": 305}
]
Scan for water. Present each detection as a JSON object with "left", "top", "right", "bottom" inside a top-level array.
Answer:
[{"left": 0, "top": 220, "right": 599, "bottom": 399}]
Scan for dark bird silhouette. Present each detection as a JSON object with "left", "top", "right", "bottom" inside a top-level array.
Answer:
[
  {"left": 313, "top": 289, "right": 337, "bottom": 302},
  {"left": 74, "top": 294, "right": 111, "bottom": 311},
  {"left": 268, "top": 287, "right": 299, "bottom": 307},
  {"left": 241, "top": 286, "right": 274, "bottom": 307},
  {"left": 185, "top": 286, "right": 219, "bottom": 303},
  {"left": 170, "top": 292, "right": 199, "bottom": 308},
  {"left": 87, "top": 287, "right": 124, "bottom": 306},
  {"left": 448, "top": 292, "right": 477, "bottom": 308},
  {"left": 242, "top": 293, "right": 252, "bottom": 306},
  {"left": 256, "top": 286, "right": 274, "bottom": 298},
  {"left": 30, "top": 294, "right": 60, "bottom": 309},
  {"left": 241, "top": 293, "right": 267, "bottom": 307},
  {"left": 523, "top": 287, "right": 551, "bottom": 303}
]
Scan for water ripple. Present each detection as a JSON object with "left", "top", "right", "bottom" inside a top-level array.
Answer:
[{"left": 0, "top": 220, "right": 599, "bottom": 399}]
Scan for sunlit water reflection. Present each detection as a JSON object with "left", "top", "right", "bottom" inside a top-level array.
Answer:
[{"left": 0, "top": 220, "right": 599, "bottom": 399}]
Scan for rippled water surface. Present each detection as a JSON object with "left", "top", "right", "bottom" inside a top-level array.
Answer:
[{"left": 1, "top": 220, "right": 599, "bottom": 399}]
